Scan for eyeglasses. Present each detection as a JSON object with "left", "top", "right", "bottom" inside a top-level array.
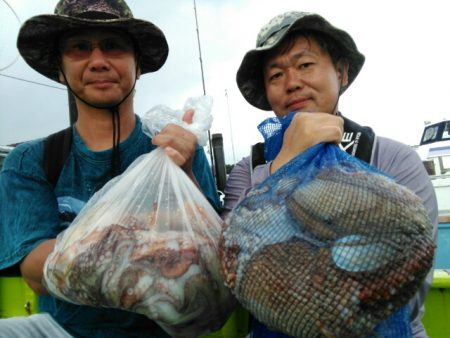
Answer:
[{"left": 60, "top": 36, "right": 134, "bottom": 59}]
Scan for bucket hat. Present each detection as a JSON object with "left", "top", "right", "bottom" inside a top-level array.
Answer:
[
  {"left": 17, "top": 0, "right": 168, "bottom": 82},
  {"left": 236, "top": 11, "right": 365, "bottom": 111}
]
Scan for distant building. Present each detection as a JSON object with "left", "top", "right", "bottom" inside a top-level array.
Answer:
[{"left": 0, "top": 145, "right": 14, "bottom": 171}]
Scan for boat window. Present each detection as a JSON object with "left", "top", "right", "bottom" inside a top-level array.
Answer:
[
  {"left": 421, "top": 121, "right": 450, "bottom": 145},
  {"left": 443, "top": 122, "right": 450, "bottom": 140},
  {"left": 423, "top": 126, "right": 439, "bottom": 143}
]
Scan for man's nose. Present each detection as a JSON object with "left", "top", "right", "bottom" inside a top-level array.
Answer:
[
  {"left": 88, "top": 47, "right": 109, "bottom": 70},
  {"left": 285, "top": 68, "right": 302, "bottom": 92}
]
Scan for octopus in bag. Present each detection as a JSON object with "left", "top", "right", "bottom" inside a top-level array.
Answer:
[{"left": 44, "top": 211, "right": 235, "bottom": 338}]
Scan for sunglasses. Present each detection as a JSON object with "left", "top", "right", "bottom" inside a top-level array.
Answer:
[{"left": 59, "top": 35, "right": 134, "bottom": 59}]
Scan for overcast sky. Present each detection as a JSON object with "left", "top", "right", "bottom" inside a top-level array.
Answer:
[{"left": 1, "top": 0, "right": 450, "bottom": 165}]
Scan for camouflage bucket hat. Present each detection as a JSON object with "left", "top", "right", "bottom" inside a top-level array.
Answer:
[
  {"left": 236, "top": 11, "right": 365, "bottom": 111},
  {"left": 17, "top": 0, "right": 169, "bottom": 82}
]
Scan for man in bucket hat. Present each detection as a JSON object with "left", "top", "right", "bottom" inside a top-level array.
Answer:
[
  {"left": 0, "top": 0, "right": 219, "bottom": 337},
  {"left": 222, "top": 11, "right": 437, "bottom": 338}
]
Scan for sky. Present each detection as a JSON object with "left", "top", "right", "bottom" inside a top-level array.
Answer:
[{"left": 1, "top": 0, "right": 450, "bottom": 166}]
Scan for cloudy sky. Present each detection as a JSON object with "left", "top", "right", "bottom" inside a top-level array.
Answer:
[{"left": 1, "top": 0, "right": 449, "bottom": 165}]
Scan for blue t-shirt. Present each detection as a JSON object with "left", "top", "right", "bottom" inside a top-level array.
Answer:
[{"left": 0, "top": 115, "right": 220, "bottom": 337}]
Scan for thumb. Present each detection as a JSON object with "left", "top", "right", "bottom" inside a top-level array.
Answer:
[{"left": 182, "top": 109, "right": 195, "bottom": 124}]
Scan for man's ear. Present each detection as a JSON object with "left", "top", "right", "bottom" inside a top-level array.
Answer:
[
  {"left": 337, "top": 61, "right": 349, "bottom": 88},
  {"left": 136, "top": 66, "right": 141, "bottom": 80},
  {"left": 58, "top": 70, "right": 66, "bottom": 84}
]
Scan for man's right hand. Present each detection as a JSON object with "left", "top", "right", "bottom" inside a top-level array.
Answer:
[
  {"left": 270, "top": 112, "right": 343, "bottom": 173},
  {"left": 20, "top": 239, "right": 56, "bottom": 294}
]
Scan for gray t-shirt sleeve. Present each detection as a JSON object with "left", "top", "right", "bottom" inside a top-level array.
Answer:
[
  {"left": 372, "top": 136, "right": 439, "bottom": 338},
  {"left": 221, "top": 156, "right": 270, "bottom": 221}
]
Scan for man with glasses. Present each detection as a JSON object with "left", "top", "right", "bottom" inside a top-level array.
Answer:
[{"left": 0, "top": 0, "right": 219, "bottom": 337}]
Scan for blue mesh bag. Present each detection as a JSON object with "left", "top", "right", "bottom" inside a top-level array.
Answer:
[
  {"left": 249, "top": 305, "right": 412, "bottom": 338},
  {"left": 220, "top": 113, "right": 435, "bottom": 337}
]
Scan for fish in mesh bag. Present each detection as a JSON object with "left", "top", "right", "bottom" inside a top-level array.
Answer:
[{"left": 220, "top": 118, "right": 435, "bottom": 337}]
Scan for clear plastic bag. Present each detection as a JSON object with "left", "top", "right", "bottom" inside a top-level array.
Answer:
[
  {"left": 44, "top": 96, "right": 234, "bottom": 338},
  {"left": 141, "top": 95, "right": 213, "bottom": 146}
]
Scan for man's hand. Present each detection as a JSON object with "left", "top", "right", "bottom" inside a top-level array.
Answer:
[
  {"left": 152, "top": 109, "right": 198, "bottom": 178},
  {"left": 271, "top": 112, "right": 343, "bottom": 173}
]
